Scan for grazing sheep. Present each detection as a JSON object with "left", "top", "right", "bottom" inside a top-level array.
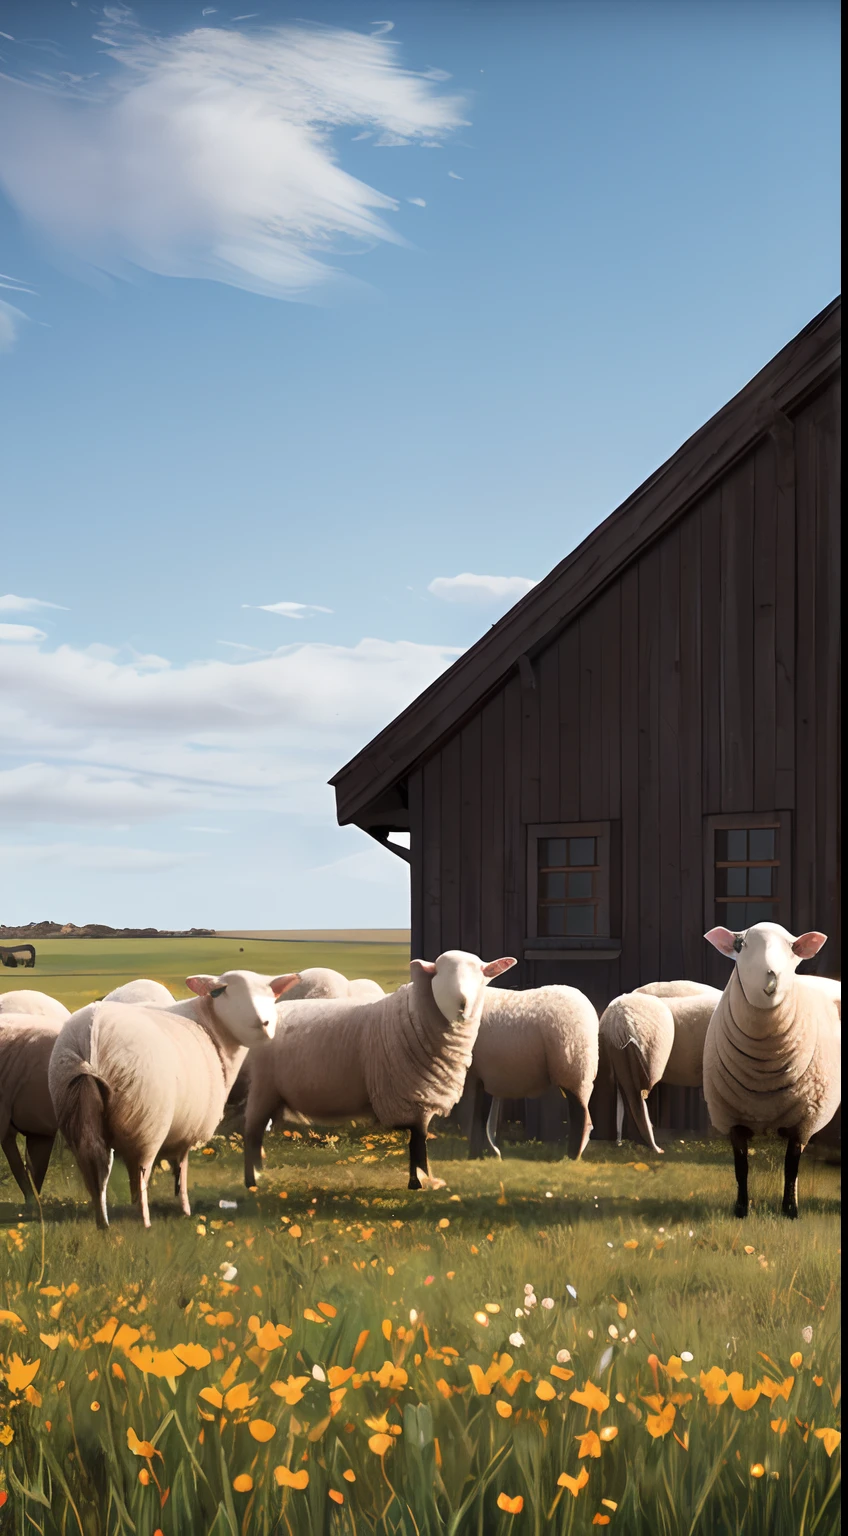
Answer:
[
  {"left": 48, "top": 969, "right": 301, "bottom": 1228},
  {"left": 703, "top": 923, "right": 841, "bottom": 1218},
  {"left": 0, "top": 991, "right": 70, "bottom": 1024},
  {"left": 465, "top": 985, "right": 600, "bottom": 1161},
  {"left": 221, "top": 968, "right": 386, "bottom": 1134},
  {"left": 102, "top": 979, "right": 175, "bottom": 1005},
  {"left": 243, "top": 950, "right": 516, "bottom": 1191},
  {"left": 600, "top": 980, "right": 723, "bottom": 1154},
  {"left": 0, "top": 1017, "right": 61, "bottom": 1199}
]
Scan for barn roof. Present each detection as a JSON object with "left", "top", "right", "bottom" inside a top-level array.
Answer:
[{"left": 331, "top": 296, "right": 841, "bottom": 832}]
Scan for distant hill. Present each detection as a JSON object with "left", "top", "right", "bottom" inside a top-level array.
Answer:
[{"left": 0, "top": 922, "right": 215, "bottom": 939}]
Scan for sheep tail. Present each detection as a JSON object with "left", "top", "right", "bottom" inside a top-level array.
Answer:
[
  {"left": 57, "top": 1070, "right": 113, "bottom": 1227},
  {"left": 563, "top": 1089, "right": 592, "bottom": 1160},
  {"left": 612, "top": 1041, "right": 664, "bottom": 1156}
]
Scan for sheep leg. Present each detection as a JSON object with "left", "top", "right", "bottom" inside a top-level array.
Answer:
[
  {"left": 2, "top": 1130, "right": 32, "bottom": 1201},
  {"left": 466, "top": 1078, "right": 489, "bottom": 1160},
  {"left": 138, "top": 1163, "right": 153, "bottom": 1229},
  {"left": 127, "top": 1159, "right": 141, "bottom": 1207},
  {"left": 613, "top": 1045, "right": 664, "bottom": 1155},
  {"left": 729, "top": 1125, "right": 752, "bottom": 1218},
  {"left": 563, "top": 1090, "right": 592, "bottom": 1160},
  {"left": 407, "top": 1126, "right": 429, "bottom": 1190},
  {"left": 24, "top": 1134, "right": 54, "bottom": 1196},
  {"left": 616, "top": 1090, "right": 625, "bottom": 1147},
  {"left": 781, "top": 1133, "right": 803, "bottom": 1220},
  {"left": 177, "top": 1153, "right": 191, "bottom": 1217},
  {"left": 484, "top": 1097, "right": 502, "bottom": 1159},
  {"left": 244, "top": 1079, "right": 280, "bottom": 1188}
]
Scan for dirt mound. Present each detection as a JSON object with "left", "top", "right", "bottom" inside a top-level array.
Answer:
[{"left": 0, "top": 921, "right": 215, "bottom": 940}]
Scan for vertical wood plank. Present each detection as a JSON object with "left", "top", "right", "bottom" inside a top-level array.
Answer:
[
  {"left": 794, "top": 409, "right": 817, "bottom": 935},
  {"left": 421, "top": 756, "right": 442, "bottom": 958},
  {"left": 701, "top": 488, "right": 723, "bottom": 816},
  {"left": 619, "top": 565, "right": 640, "bottom": 990},
  {"left": 752, "top": 436, "right": 777, "bottom": 811},
  {"left": 520, "top": 664, "right": 541, "bottom": 828},
  {"left": 679, "top": 507, "right": 704, "bottom": 980},
  {"left": 773, "top": 416, "right": 797, "bottom": 808},
  {"left": 440, "top": 736, "right": 462, "bottom": 950},
  {"left": 658, "top": 528, "right": 684, "bottom": 979},
  {"left": 600, "top": 583, "right": 622, "bottom": 820},
  {"left": 579, "top": 603, "right": 604, "bottom": 821},
  {"left": 814, "top": 384, "right": 841, "bottom": 973},
  {"left": 557, "top": 625, "right": 581, "bottom": 820},
  {"left": 538, "top": 643, "right": 561, "bottom": 821},
  {"left": 459, "top": 715, "right": 482, "bottom": 954},
  {"left": 407, "top": 768, "right": 425, "bottom": 958},
  {"left": 503, "top": 676, "right": 526, "bottom": 980},
  {"left": 638, "top": 554, "right": 661, "bottom": 983},
  {"left": 720, "top": 455, "right": 755, "bottom": 812},
  {"left": 480, "top": 692, "right": 505, "bottom": 960}
]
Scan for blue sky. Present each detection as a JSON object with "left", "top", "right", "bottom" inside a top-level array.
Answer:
[{"left": 0, "top": 0, "right": 840, "bottom": 930}]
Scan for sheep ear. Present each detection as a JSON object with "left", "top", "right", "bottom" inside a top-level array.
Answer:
[
  {"left": 482, "top": 957, "right": 518, "bottom": 978},
  {"left": 270, "top": 973, "right": 300, "bottom": 997},
  {"left": 704, "top": 928, "right": 738, "bottom": 957},
  {"left": 792, "top": 931, "right": 827, "bottom": 959},
  {"left": 186, "top": 975, "right": 217, "bottom": 996},
  {"left": 410, "top": 959, "right": 437, "bottom": 977}
]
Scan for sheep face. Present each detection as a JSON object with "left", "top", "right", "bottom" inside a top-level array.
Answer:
[
  {"left": 704, "top": 922, "right": 827, "bottom": 1009},
  {"left": 186, "top": 969, "right": 301, "bottom": 1044},
  {"left": 413, "top": 950, "right": 516, "bottom": 1025}
]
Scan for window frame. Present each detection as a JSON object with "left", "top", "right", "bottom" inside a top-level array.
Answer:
[
  {"left": 704, "top": 811, "right": 792, "bottom": 932},
  {"left": 526, "top": 821, "right": 613, "bottom": 949}
]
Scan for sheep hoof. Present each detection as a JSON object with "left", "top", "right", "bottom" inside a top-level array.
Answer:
[
  {"left": 734, "top": 1200, "right": 748, "bottom": 1219},
  {"left": 408, "top": 1175, "right": 422, "bottom": 1191},
  {"left": 782, "top": 1203, "right": 799, "bottom": 1220}
]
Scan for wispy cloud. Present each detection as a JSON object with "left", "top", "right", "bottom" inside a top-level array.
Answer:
[
  {"left": 247, "top": 601, "right": 333, "bottom": 619},
  {"left": 0, "top": 623, "right": 47, "bottom": 642},
  {"left": 0, "top": 841, "right": 194, "bottom": 872},
  {"left": 0, "top": 300, "right": 27, "bottom": 352},
  {"left": 427, "top": 573, "right": 538, "bottom": 605},
  {"left": 0, "top": 14, "right": 467, "bottom": 302},
  {"left": 0, "top": 594, "right": 67, "bottom": 613}
]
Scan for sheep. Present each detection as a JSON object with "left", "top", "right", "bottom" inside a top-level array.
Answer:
[
  {"left": 102, "top": 979, "right": 175, "bottom": 1005},
  {"left": 0, "top": 1016, "right": 61, "bottom": 1199},
  {"left": 0, "top": 990, "right": 70, "bottom": 1023},
  {"left": 702, "top": 922, "right": 841, "bottom": 1218},
  {"left": 221, "top": 968, "right": 386, "bottom": 1135},
  {"left": 599, "top": 980, "right": 723, "bottom": 1154},
  {"left": 48, "top": 969, "right": 301, "bottom": 1228},
  {"left": 464, "top": 985, "right": 600, "bottom": 1161},
  {"left": 243, "top": 949, "right": 516, "bottom": 1191}
]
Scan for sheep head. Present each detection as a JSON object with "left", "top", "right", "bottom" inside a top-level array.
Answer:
[
  {"left": 411, "top": 950, "right": 516, "bottom": 1025},
  {"left": 704, "top": 922, "right": 827, "bottom": 1009},
  {"left": 186, "top": 969, "right": 301, "bottom": 1043}
]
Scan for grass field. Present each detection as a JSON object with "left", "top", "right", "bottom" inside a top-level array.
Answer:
[{"left": 0, "top": 941, "right": 841, "bottom": 1533}]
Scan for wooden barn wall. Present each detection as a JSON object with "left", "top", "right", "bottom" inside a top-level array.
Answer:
[{"left": 407, "top": 377, "right": 841, "bottom": 1140}]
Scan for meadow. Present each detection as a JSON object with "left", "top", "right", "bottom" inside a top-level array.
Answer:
[{"left": 0, "top": 941, "right": 841, "bottom": 1534}]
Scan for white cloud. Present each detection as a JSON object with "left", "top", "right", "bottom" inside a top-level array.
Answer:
[
  {"left": 427, "top": 573, "right": 538, "bottom": 605},
  {"left": 0, "top": 16, "right": 467, "bottom": 302},
  {"left": 0, "top": 633, "right": 461, "bottom": 827},
  {"left": 307, "top": 845, "right": 409, "bottom": 886},
  {"left": 248, "top": 601, "right": 333, "bottom": 619},
  {"left": 0, "top": 623, "right": 47, "bottom": 642},
  {"left": 0, "top": 842, "right": 194, "bottom": 872},
  {"left": 407, "top": 197, "right": 426, "bottom": 207},
  {"left": 0, "top": 299, "right": 27, "bottom": 352},
  {"left": 0, "top": 594, "right": 67, "bottom": 613}
]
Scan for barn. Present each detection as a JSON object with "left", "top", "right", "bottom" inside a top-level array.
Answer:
[{"left": 331, "top": 297, "right": 841, "bottom": 1143}]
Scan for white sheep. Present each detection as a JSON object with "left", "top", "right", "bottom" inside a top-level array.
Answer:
[
  {"left": 465, "top": 985, "right": 600, "bottom": 1161},
  {"left": 48, "top": 969, "right": 301, "bottom": 1228},
  {"left": 599, "top": 980, "right": 723, "bottom": 1154},
  {"left": 101, "top": 979, "right": 175, "bottom": 1005},
  {"left": 703, "top": 923, "right": 841, "bottom": 1218},
  {"left": 243, "top": 950, "right": 516, "bottom": 1190},
  {"left": 0, "top": 1016, "right": 61, "bottom": 1199},
  {"left": 221, "top": 967, "right": 386, "bottom": 1134},
  {"left": 0, "top": 991, "right": 70, "bottom": 1023}
]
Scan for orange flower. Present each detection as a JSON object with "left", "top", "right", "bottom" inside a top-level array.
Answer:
[
  {"left": 274, "top": 1467, "right": 309, "bottom": 1489},
  {"left": 593, "top": 1518, "right": 611, "bottom": 1527},
  {"left": 770, "top": 1418, "right": 788, "bottom": 1436},
  {"left": 496, "top": 1401, "right": 513, "bottom": 1419},
  {"left": 575, "top": 1431, "right": 602, "bottom": 1459},
  {"left": 558, "top": 1468, "right": 590, "bottom": 1497},
  {"left": 173, "top": 1342, "right": 212, "bottom": 1370},
  {"left": 224, "top": 1382, "right": 258, "bottom": 1412},
  {"left": 570, "top": 1381, "right": 610, "bottom": 1415},
  {"left": 758, "top": 1375, "right": 794, "bottom": 1403},
  {"left": 368, "top": 1433, "right": 395, "bottom": 1456},
  {"left": 645, "top": 1403, "right": 676, "bottom": 1438},
  {"left": 660, "top": 1356, "right": 688, "bottom": 1383},
  {"left": 248, "top": 1419, "right": 276, "bottom": 1442},
  {"left": 551, "top": 1365, "right": 574, "bottom": 1382},
  {"left": 138, "top": 1469, "right": 151, "bottom": 1485},
  {"left": 699, "top": 1367, "right": 729, "bottom": 1407},
  {"left": 814, "top": 1428, "right": 841, "bottom": 1457},
  {"left": 599, "top": 1426, "right": 618, "bottom": 1443},
  {"left": 318, "top": 1303, "right": 337, "bottom": 1318},
  {"left": 329, "top": 1490, "right": 344, "bottom": 1505},
  {"left": 623, "top": 1240, "right": 639, "bottom": 1250},
  {"left": 270, "top": 1375, "right": 310, "bottom": 1405},
  {"left": 126, "top": 1346, "right": 186, "bottom": 1381},
  {"left": 750, "top": 1464, "right": 765, "bottom": 1478},
  {"left": 536, "top": 1380, "right": 557, "bottom": 1402},
  {"left": 233, "top": 1474, "right": 253, "bottom": 1492},
  {"left": 342, "top": 1470, "right": 356, "bottom": 1483},
  {"left": 199, "top": 1386, "right": 223, "bottom": 1408},
  {"left": 127, "top": 1427, "right": 161, "bottom": 1459},
  {"left": 3, "top": 1356, "right": 40, "bottom": 1395},
  {"left": 496, "top": 1494, "right": 524, "bottom": 1514},
  {"left": 789, "top": 1352, "right": 803, "bottom": 1369},
  {"left": 726, "top": 1372, "right": 760, "bottom": 1411},
  {"left": 39, "top": 1334, "right": 61, "bottom": 1351}
]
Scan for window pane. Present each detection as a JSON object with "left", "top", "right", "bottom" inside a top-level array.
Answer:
[
  {"left": 567, "top": 871, "right": 594, "bottom": 898},
  {"left": 743, "top": 901, "right": 779, "bottom": 926},
  {"left": 565, "top": 904, "right": 595, "bottom": 936},
  {"left": 540, "top": 871, "right": 566, "bottom": 900},
  {"left": 747, "top": 866, "right": 774, "bottom": 897},
  {"left": 540, "top": 838, "right": 567, "bottom": 868},
  {"left": 538, "top": 904, "right": 566, "bottom": 936},
  {"left": 725, "top": 829, "right": 748, "bottom": 862},
  {"left": 568, "top": 837, "right": 596, "bottom": 866},
  {"left": 717, "top": 867, "right": 747, "bottom": 897},
  {"left": 748, "top": 828, "right": 775, "bottom": 861}
]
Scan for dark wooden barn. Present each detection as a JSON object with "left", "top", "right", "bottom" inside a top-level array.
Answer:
[{"left": 331, "top": 298, "right": 841, "bottom": 1143}]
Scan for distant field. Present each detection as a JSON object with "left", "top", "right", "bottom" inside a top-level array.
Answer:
[{"left": 0, "top": 936, "right": 410, "bottom": 1013}]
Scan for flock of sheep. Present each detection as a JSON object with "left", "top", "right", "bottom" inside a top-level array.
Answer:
[{"left": 0, "top": 922, "right": 840, "bottom": 1228}]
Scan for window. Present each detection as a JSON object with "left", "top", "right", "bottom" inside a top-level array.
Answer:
[
  {"left": 526, "top": 822, "right": 612, "bottom": 944},
  {"left": 705, "top": 813, "right": 791, "bottom": 930}
]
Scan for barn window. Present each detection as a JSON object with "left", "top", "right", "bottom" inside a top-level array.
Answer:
[
  {"left": 705, "top": 812, "right": 792, "bottom": 930},
  {"left": 526, "top": 822, "right": 612, "bottom": 942}
]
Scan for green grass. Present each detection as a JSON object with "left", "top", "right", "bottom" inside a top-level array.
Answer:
[
  {"left": 0, "top": 1130, "right": 840, "bottom": 1536},
  {"left": 0, "top": 937, "right": 411, "bottom": 1014}
]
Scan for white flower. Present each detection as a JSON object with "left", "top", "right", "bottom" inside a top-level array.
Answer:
[
  {"left": 628, "top": 1330, "right": 637, "bottom": 1341},
  {"left": 509, "top": 1332, "right": 525, "bottom": 1348},
  {"left": 658, "top": 1227, "right": 665, "bottom": 1233},
  {"left": 524, "top": 1283, "right": 535, "bottom": 1294},
  {"left": 608, "top": 1325, "right": 619, "bottom": 1339},
  {"left": 545, "top": 1191, "right": 553, "bottom": 1198},
  {"left": 556, "top": 1349, "right": 571, "bottom": 1364},
  {"left": 681, "top": 1351, "right": 694, "bottom": 1362},
  {"left": 312, "top": 1364, "right": 326, "bottom": 1382},
  {"left": 688, "top": 1229, "right": 694, "bottom": 1238},
  {"left": 801, "top": 1325, "right": 813, "bottom": 1344},
  {"left": 218, "top": 1199, "right": 238, "bottom": 1210},
  {"left": 597, "top": 1345, "right": 614, "bottom": 1375},
  {"left": 587, "top": 1329, "right": 595, "bottom": 1339},
  {"left": 541, "top": 1297, "right": 554, "bottom": 1310},
  {"left": 514, "top": 1308, "right": 525, "bottom": 1318},
  {"left": 606, "top": 1242, "right": 614, "bottom": 1249},
  {"left": 525, "top": 1294, "right": 537, "bottom": 1308},
  {"left": 566, "top": 1284, "right": 577, "bottom": 1300},
  {"left": 409, "top": 1309, "right": 418, "bottom": 1324},
  {"left": 220, "top": 1265, "right": 238, "bottom": 1282}
]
